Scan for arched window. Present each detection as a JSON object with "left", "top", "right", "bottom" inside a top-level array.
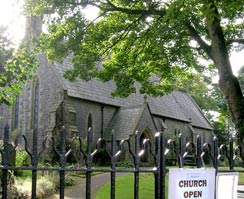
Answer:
[
  {"left": 12, "top": 95, "right": 19, "bottom": 129},
  {"left": 31, "top": 77, "right": 39, "bottom": 128},
  {"left": 87, "top": 113, "right": 93, "bottom": 143},
  {"left": 140, "top": 131, "right": 150, "bottom": 163},
  {"left": 69, "top": 112, "right": 76, "bottom": 125},
  {"left": 88, "top": 113, "right": 93, "bottom": 130}
]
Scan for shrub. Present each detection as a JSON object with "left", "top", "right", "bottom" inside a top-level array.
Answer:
[
  {"left": 14, "top": 148, "right": 31, "bottom": 176},
  {"left": 37, "top": 174, "right": 59, "bottom": 198},
  {"left": 65, "top": 175, "right": 75, "bottom": 186},
  {"left": 15, "top": 148, "right": 31, "bottom": 167},
  {"left": 116, "top": 161, "right": 134, "bottom": 168},
  {"left": 67, "top": 139, "right": 86, "bottom": 165},
  {"left": 15, "top": 171, "right": 60, "bottom": 198},
  {"left": 93, "top": 148, "right": 110, "bottom": 166}
]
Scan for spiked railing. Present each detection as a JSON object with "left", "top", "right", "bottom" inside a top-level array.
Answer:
[{"left": 1, "top": 124, "right": 244, "bottom": 199}]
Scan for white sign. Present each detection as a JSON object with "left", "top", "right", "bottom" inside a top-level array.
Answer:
[
  {"left": 169, "top": 168, "right": 215, "bottom": 199},
  {"left": 216, "top": 172, "right": 239, "bottom": 199}
]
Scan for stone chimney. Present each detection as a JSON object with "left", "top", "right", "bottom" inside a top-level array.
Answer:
[
  {"left": 24, "top": 16, "right": 42, "bottom": 48},
  {"left": 21, "top": 16, "right": 43, "bottom": 137}
]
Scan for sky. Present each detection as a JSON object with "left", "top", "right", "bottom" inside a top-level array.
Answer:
[
  {"left": 0, "top": 0, "right": 25, "bottom": 45},
  {"left": 0, "top": 0, "right": 244, "bottom": 75}
]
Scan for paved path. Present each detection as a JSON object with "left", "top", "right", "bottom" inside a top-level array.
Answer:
[
  {"left": 238, "top": 185, "right": 244, "bottom": 199},
  {"left": 46, "top": 173, "right": 125, "bottom": 199}
]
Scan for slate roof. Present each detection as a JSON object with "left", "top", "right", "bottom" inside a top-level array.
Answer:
[
  {"left": 52, "top": 58, "right": 213, "bottom": 131},
  {"left": 104, "top": 104, "right": 146, "bottom": 140},
  {"left": 171, "top": 91, "right": 212, "bottom": 130}
]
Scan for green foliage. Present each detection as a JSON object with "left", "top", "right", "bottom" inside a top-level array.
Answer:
[
  {"left": 0, "top": 26, "right": 39, "bottom": 105},
  {"left": 25, "top": 0, "right": 244, "bottom": 137},
  {"left": 25, "top": 0, "right": 222, "bottom": 97},
  {"left": 64, "top": 175, "right": 75, "bottom": 186},
  {"left": 24, "top": 1, "right": 244, "bottom": 91},
  {"left": 93, "top": 148, "right": 110, "bottom": 166},
  {"left": 67, "top": 138, "right": 86, "bottom": 164},
  {"left": 0, "top": 26, "right": 14, "bottom": 74},
  {"left": 14, "top": 147, "right": 31, "bottom": 178},
  {"left": 0, "top": 46, "right": 38, "bottom": 105},
  {"left": 15, "top": 171, "right": 60, "bottom": 198},
  {"left": 174, "top": 73, "right": 217, "bottom": 113},
  {"left": 116, "top": 161, "right": 134, "bottom": 168},
  {"left": 36, "top": 173, "right": 59, "bottom": 197},
  {"left": 15, "top": 148, "right": 31, "bottom": 167},
  {"left": 212, "top": 119, "right": 231, "bottom": 146}
]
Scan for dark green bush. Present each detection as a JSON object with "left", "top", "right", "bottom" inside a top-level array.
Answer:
[
  {"left": 14, "top": 148, "right": 31, "bottom": 176},
  {"left": 15, "top": 148, "right": 31, "bottom": 167},
  {"left": 93, "top": 148, "right": 110, "bottom": 166},
  {"left": 116, "top": 161, "right": 134, "bottom": 168}
]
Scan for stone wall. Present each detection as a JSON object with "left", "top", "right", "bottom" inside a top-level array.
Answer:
[{"left": 65, "top": 97, "right": 117, "bottom": 144}]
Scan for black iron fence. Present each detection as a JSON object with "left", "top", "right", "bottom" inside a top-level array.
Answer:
[{"left": 1, "top": 124, "right": 244, "bottom": 199}]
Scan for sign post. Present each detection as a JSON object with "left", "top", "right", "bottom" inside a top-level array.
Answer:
[{"left": 168, "top": 168, "right": 215, "bottom": 199}]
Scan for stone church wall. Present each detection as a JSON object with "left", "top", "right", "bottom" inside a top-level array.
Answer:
[
  {"left": 163, "top": 118, "right": 192, "bottom": 145},
  {"left": 135, "top": 106, "right": 157, "bottom": 137},
  {"left": 192, "top": 127, "right": 214, "bottom": 145},
  {"left": 36, "top": 56, "right": 64, "bottom": 137},
  {"left": 67, "top": 97, "right": 117, "bottom": 143},
  {"left": 0, "top": 55, "right": 65, "bottom": 150}
]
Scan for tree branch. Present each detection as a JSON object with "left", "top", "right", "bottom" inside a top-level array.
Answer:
[
  {"left": 226, "top": 38, "right": 244, "bottom": 46},
  {"left": 101, "top": 15, "right": 144, "bottom": 56},
  {"left": 105, "top": 1, "right": 166, "bottom": 16},
  {"left": 185, "top": 23, "right": 213, "bottom": 59},
  {"left": 75, "top": 0, "right": 166, "bottom": 17}
]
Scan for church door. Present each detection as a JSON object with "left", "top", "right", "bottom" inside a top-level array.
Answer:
[{"left": 140, "top": 131, "right": 151, "bottom": 164}]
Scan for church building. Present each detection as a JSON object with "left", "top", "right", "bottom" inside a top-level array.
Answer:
[{"left": 0, "top": 17, "right": 214, "bottom": 163}]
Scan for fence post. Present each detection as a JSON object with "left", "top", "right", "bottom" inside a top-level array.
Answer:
[
  {"left": 159, "top": 130, "right": 166, "bottom": 199},
  {"left": 229, "top": 137, "right": 234, "bottom": 170},
  {"left": 196, "top": 135, "right": 202, "bottom": 168},
  {"left": 213, "top": 137, "right": 218, "bottom": 170},
  {"left": 178, "top": 133, "right": 183, "bottom": 168},
  {"left": 110, "top": 131, "right": 116, "bottom": 199},
  {"left": 2, "top": 124, "right": 10, "bottom": 199},
  {"left": 31, "top": 79, "right": 39, "bottom": 199},
  {"left": 59, "top": 126, "right": 66, "bottom": 199},
  {"left": 134, "top": 131, "right": 140, "bottom": 199},
  {"left": 31, "top": 126, "right": 38, "bottom": 199},
  {"left": 86, "top": 127, "right": 93, "bottom": 199},
  {"left": 213, "top": 136, "right": 218, "bottom": 199},
  {"left": 154, "top": 132, "right": 160, "bottom": 199}
]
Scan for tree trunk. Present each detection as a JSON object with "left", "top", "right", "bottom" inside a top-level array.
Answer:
[
  {"left": 219, "top": 73, "right": 244, "bottom": 141},
  {"left": 207, "top": 14, "right": 244, "bottom": 142}
]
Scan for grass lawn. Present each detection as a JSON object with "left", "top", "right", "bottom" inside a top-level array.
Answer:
[
  {"left": 95, "top": 166, "right": 244, "bottom": 199},
  {"left": 95, "top": 173, "right": 168, "bottom": 199},
  {"left": 239, "top": 172, "right": 244, "bottom": 184}
]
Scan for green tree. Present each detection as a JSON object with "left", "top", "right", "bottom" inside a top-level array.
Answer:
[
  {"left": 0, "top": 27, "right": 14, "bottom": 74},
  {"left": 0, "top": 26, "right": 38, "bottom": 105},
  {"left": 25, "top": 0, "right": 244, "bottom": 141},
  {"left": 212, "top": 120, "right": 230, "bottom": 146},
  {"left": 174, "top": 73, "right": 217, "bottom": 113}
]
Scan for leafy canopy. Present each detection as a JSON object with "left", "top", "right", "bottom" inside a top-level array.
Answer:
[
  {"left": 0, "top": 26, "right": 38, "bottom": 105},
  {"left": 24, "top": 0, "right": 244, "bottom": 98}
]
